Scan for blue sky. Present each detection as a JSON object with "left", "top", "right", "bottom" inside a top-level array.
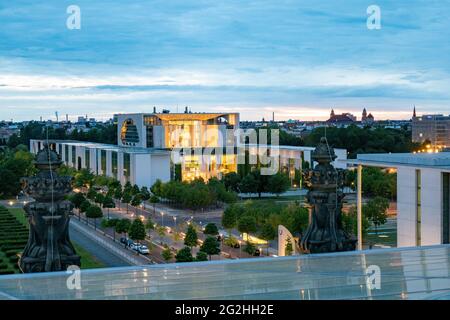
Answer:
[{"left": 0, "top": 0, "right": 449, "bottom": 121}]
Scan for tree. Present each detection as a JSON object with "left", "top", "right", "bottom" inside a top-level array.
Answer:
[
  {"left": 175, "top": 247, "right": 194, "bottom": 263},
  {"left": 145, "top": 218, "right": 155, "bottom": 232},
  {"left": 184, "top": 224, "right": 198, "bottom": 247},
  {"left": 102, "top": 218, "right": 120, "bottom": 240},
  {"left": 203, "top": 223, "right": 219, "bottom": 236},
  {"left": 200, "top": 236, "right": 221, "bottom": 260},
  {"left": 74, "top": 169, "right": 94, "bottom": 188},
  {"left": 237, "top": 216, "right": 257, "bottom": 240},
  {"left": 131, "top": 184, "right": 140, "bottom": 196},
  {"left": 223, "top": 172, "right": 241, "bottom": 192},
  {"left": 149, "top": 195, "right": 160, "bottom": 214},
  {"left": 131, "top": 194, "right": 143, "bottom": 214},
  {"left": 86, "top": 188, "right": 97, "bottom": 201},
  {"left": 151, "top": 179, "right": 163, "bottom": 197},
  {"left": 239, "top": 173, "right": 258, "bottom": 195},
  {"left": 0, "top": 168, "right": 20, "bottom": 197},
  {"left": 243, "top": 241, "right": 256, "bottom": 255},
  {"left": 129, "top": 218, "right": 146, "bottom": 244},
  {"left": 267, "top": 173, "right": 290, "bottom": 196},
  {"left": 94, "top": 192, "right": 105, "bottom": 205},
  {"left": 195, "top": 251, "right": 208, "bottom": 262},
  {"left": 115, "top": 218, "right": 132, "bottom": 245},
  {"left": 285, "top": 237, "right": 294, "bottom": 256},
  {"left": 222, "top": 206, "right": 238, "bottom": 235},
  {"left": 365, "top": 197, "right": 389, "bottom": 234},
  {"left": 122, "top": 191, "right": 132, "bottom": 214},
  {"left": 140, "top": 186, "right": 151, "bottom": 201},
  {"left": 70, "top": 192, "right": 86, "bottom": 209},
  {"left": 79, "top": 199, "right": 91, "bottom": 222},
  {"left": 162, "top": 245, "right": 173, "bottom": 262},
  {"left": 113, "top": 186, "right": 123, "bottom": 209},
  {"left": 341, "top": 206, "right": 370, "bottom": 237},
  {"left": 86, "top": 205, "right": 103, "bottom": 229},
  {"left": 259, "top": 223, "right": 276, "bottom": 256},
  {"left": 102, "top": 195, "right": 116, "bottom": 219}
]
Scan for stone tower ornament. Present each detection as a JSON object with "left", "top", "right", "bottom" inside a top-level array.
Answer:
[
  {"left": 301, "top": 138, "right": 356, "bottom": 253},
  {"left": 19, "top": 143, "right": 80, "bottom": 272}
]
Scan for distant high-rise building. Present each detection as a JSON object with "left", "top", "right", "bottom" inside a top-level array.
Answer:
[{"left": 412, "top": 108, "right": 450, "bottom": 148}]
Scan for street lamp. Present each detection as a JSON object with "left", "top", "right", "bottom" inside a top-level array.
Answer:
[
  {"left": 160, "top": 211, "right": 165, "bottom": 227},
  {"left": 173, "top": 216, "right": 177, "bottom": 230}
]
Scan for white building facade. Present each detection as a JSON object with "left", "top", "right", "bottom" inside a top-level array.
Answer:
[
  {"left": 349, "top": 153, "right": 450, "bottom": 248},
  {"left": 30, "top": 139, "right": 171, "bottom": 188}
]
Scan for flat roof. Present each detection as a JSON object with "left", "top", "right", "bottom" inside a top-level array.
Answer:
[
  {"left": 33, "top": 139, "right": 169, "bottom": 155},
  {"left": 347, "top": 152, "right": 450, "bottom": 170},
  {"left": 1, "top": 245, "right": 450, "bottom": 300}
]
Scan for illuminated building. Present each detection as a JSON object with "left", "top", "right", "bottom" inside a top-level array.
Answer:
[
  {"left": 30, "top": 111, "right": 348, "bottom": 188},
  {"left": 412, "top": 112, "right": 450, "bottom": 149}
]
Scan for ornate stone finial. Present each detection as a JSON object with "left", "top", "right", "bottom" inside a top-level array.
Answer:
[
  {"left": 301, "top": 137, "right": 356, "bottom": 253},
  {"left": 19, "top": 145, "right": 80, "bottom": 273}
]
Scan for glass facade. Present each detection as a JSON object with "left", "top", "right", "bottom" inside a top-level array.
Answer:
[
  {"left": 1, "top": 245, "right": 450, "bottom": 300},
  {"left": 72, "top": 146, "right": 76, "bottom": 166},
  {"left": 416, "top": 170, "right": 422, "bottom": 246},
  {"left": 64, "top": 145, "right": 69, "bottom": 164},
  {"left": 112, "top": 151, "right": 118, "bottom": 179},
  {"left": 124, "top": 153, "right": 130, "bottom": 181},
  {"left": 85, "top": 149, "right": 90, "bottom": 170},
  {"left": 443, "top": 173, "right": 450, "bottom": 244},
  {"left": 101, "top": 150, "right": 107, "bottom": 174}
]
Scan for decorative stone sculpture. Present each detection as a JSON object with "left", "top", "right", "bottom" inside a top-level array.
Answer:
[
  {"left": 19, "top": 143, "right": 80, "bottom": 272},
  {"left": 300, "top": 137, "right": 356, "bottom": 253}
]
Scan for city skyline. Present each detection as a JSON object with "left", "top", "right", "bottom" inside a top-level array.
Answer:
[{"left": 1, "top": 1, "right": 450, "bottom": 121}]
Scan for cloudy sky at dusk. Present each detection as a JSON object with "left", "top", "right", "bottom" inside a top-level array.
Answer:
[{"left": 0, "top": 0, "right": 449, "bottom": 121}]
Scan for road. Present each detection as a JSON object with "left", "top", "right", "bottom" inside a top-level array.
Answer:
[{"left": 70, "top": 226, "right": 131, "bottom": 267}]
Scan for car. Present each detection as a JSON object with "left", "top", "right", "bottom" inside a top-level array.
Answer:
[
  {"left": 119, "top": 237, "right": 127, "bottom": 244},
  {"left": 137, "top": 245, "right": 150, "bottom": 255},
  {"left": 253, "top": 249, "right": 261, "bottom": 257},
  {"left": 126, "top": 239, "right": 135, "bottom": 247}
]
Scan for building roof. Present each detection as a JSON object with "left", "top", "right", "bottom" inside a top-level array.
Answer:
[
  {"left": 327, "top": 114, "right": 356, "bottom": 123},
  {"left": 346, "top": 152, "right": 450, "bottom": 170},
  {"left": 1, "top": 244, "right": 450, "bottom": 300},
  {"left": 34, "top": 139, "right": 169, "bottom": 155}
]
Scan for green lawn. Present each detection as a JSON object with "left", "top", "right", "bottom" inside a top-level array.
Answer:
[{"left": 8, "top": 207, "right": 104, "bottom": 269}]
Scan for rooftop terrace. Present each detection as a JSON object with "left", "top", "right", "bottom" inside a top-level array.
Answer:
[{"left": 1, "top": 245, "right": 450, "bottom": 300}]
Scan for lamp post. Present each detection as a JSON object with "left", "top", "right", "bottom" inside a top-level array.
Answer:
[
  {"left": 161, "top": 211, "right": 165, "bottom": 227},
  {"left": 173, "top": 216, "right": 177, "bottom": 232}
]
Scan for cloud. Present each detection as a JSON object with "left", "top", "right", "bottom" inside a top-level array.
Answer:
[{"left": 0, "top": 0, "right": 449, "bottom": 120}]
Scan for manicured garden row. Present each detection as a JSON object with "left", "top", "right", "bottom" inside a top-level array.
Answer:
[{"left": 0, "top": 206, "right": 29, "bottom": 274}]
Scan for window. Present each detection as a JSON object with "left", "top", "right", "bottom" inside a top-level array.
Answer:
[
  {"left": 416, "top": 170, "right": 422, "bottom": 246},
  {"left": 112, "top": 151, "right": 118, "bottom": 179},
  {"left": 72, "top": 146, "right": 76, "bottom": 166},
  {"left": 101, "top": 150, "right": 107, "bottom": 174},
  {"left": 124, "top": 153, "right": 130, "bottom": 181},
  {"left": 85, "top": 149, "right": 90, "bottom": 170},
  {"left": 65, "top": 145, "right": 69, "bottom": 164},
  {"left": 443, "top": 173, "right": 450, "bottom": 244}
]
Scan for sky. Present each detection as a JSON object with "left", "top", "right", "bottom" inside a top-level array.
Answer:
[{"left": 0, "top": 0, "right": 449, "bottom": 121}]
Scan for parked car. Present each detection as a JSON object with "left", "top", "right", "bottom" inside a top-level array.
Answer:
[
  {"left": 253, "top": 249, "right": 261, "bottom": 257},
  {"left": 137, "top": 245, "right": 150, "bottom": 255},
  {"left": 130, "top": 243, "right": 150, "bottom": 255},
  {"left": 120, "top": 237, "right": 128, "bottom": 245},
  {"left": 126, "top": 239, "right": 135, "bottom": 247}
]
